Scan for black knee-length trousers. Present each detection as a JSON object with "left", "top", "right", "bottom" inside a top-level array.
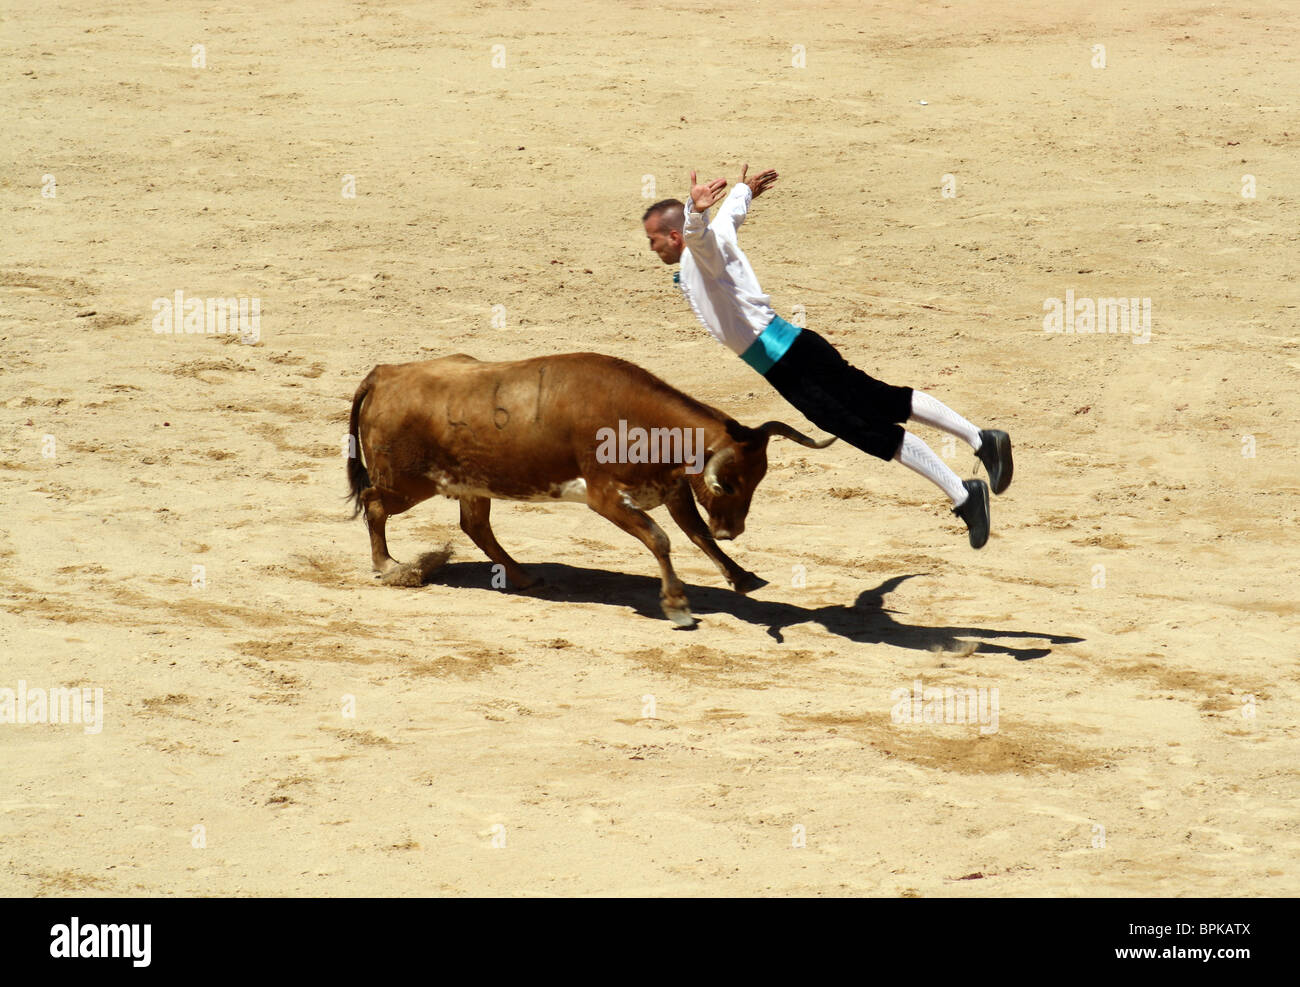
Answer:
[{"left": 762, "top": 328, "right": 914, "bottom": 461}]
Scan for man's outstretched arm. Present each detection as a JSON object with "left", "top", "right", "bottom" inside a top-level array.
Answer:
[
  {"left": 682, "top": 169, "right": 730, "bottom": 276},
  {"left": 719, "top": 163, "right": 779, "bottom": 231}
]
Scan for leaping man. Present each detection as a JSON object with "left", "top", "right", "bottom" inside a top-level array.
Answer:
[{"left": 641, "top": 165, "right": 1013, "bottom": 548}]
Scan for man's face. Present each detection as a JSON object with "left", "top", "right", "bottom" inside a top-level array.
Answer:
[{"left": 644, "top": 215, "right": 684, "bottom": 265}]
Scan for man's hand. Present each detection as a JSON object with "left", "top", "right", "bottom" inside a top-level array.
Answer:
[
  {"left": 690, "top": 170, "right": 729, "bottom": 212},
  {"left": 740, "top": 163, "right": 779, "bottom": 199}
]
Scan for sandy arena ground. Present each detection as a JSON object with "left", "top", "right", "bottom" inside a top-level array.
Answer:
[{"left": 2, "top": 0, "right": 1298, "bottom": 896}]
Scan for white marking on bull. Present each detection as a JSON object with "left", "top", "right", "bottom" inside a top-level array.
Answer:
[
  {"left": 429, "top": 470, "right": 589, "bottom": 503},
  {"left": 619, "top": 483, "right": 671, "bottom": 512},
  {"left": 552, "top": 478, "right": 588, "bottom": 502}
]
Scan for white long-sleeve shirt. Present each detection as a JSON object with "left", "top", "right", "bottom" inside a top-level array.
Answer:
[{"left": 676, "top": 183, "right": 779, "bottom": 356}]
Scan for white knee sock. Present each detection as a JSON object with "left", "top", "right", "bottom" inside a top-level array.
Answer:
[
  {"left": 910, "top": 391, "right": 982, "bottom": 450},
  {"left": 895, "top": 430, "right": 969, "bottom": 505}
]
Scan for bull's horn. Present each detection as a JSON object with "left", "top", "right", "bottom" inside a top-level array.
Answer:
[
  {"left": 703, "top": 445, "right": 737, "bottom": 496},
  {"left": 755, "top": 421, "right": 838, "bottom": 448}
]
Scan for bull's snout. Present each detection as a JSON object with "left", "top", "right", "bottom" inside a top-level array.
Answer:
[{"left": 711, "top": 522, "right": 743, "bottom": 541}]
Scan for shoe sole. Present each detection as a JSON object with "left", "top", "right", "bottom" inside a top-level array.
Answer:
[
  {"left": 982, "top": 431, "right": 1013, "bottom": 495},
  {"left": 968, "top": 482, "right": 990, "bottom": 549}
]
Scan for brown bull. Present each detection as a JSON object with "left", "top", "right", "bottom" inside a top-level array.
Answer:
[{"left": 346, "top": 352, "right": 833, "bottom": 626}]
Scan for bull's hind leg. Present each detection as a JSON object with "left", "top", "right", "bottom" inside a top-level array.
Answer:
[
  {"left": 458, "top": 496, "right": 539, "bottom": 590},
  {"left": 361, "top": 487, "right": 404, "bottom": 576},
  {"left": 585, "top": 484, "right": 695, "bottom": 628},
  {"left": 362, "top": 485, "right": 450, "bottom": 587},
  {"left": 665, "top": 480, "right": 766, "bottom": 594}
]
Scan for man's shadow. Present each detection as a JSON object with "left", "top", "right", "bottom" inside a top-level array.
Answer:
[{"left": 416, "top": 562, "right": 1081, "bottom": 661}]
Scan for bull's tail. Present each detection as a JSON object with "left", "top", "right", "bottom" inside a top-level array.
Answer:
[{"left": 346, "top": 370, "right": 376, "bottom": 519}]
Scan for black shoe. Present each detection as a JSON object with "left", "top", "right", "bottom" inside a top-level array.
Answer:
[
  {"left": 952, "top": 479, "right": 990, "bottom": 549},
  {"left": 976, "top": 429, "right": 1013, "bottom": 495}
]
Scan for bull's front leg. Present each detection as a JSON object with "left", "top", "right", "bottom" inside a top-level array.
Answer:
[
  {"left": 585, "top": 481, "right": 695, "bottom": 628},
  {"left": 665, "top": 480, "right": 766, "bottom": 594}
]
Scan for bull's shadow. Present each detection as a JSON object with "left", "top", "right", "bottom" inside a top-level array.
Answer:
[{"left": 416, "top": 562, "right": 1081, "bottom": 661}]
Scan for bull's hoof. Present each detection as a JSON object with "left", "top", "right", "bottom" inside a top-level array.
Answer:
[
  {"left": 513, "top": 574, "right": 544, "bottom": 592},
  {"left": 664, "top": 605, "right": 697, "bottom": 629},
  {"left": 731, "top": 570, "right": 768, "bottom": 594}
]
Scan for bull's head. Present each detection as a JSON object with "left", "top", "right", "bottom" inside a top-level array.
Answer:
[{"left": 691, "top": 421, "right": 836, "bottom": 540}]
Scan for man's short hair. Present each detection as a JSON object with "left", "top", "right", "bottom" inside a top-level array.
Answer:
[{"left": 642, "top": 198, "right": 684, "bottom": 230}]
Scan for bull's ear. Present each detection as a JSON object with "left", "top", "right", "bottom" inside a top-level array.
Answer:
[{"left": 724, "top": 420, "right": 767, "bottom": 452}]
